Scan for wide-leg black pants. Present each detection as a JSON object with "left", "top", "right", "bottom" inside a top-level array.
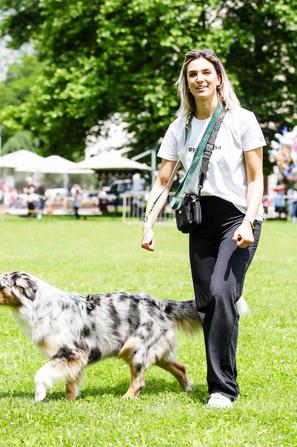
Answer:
[{"left": 189, "top": 196, "right": 261, "bottom": 400}]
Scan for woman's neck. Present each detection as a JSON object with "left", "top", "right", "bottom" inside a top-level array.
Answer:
[{"left": 195, "top": 97, "right": 219, "bottom": 120}]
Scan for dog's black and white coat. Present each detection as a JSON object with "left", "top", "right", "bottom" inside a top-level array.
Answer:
[
  {"left": 0, "top": 271, "right": 202, "bottom": 401},
  {"left": 0, "top": 271, "right": 248, "bottom": 401}
]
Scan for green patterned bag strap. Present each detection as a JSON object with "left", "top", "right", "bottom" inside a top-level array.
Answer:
[
  {"left": 196, "top": 106, "right": 227, "bottom": 196},
  {"left": 170, "top": 103, "right": 222, "bottom": 210}
]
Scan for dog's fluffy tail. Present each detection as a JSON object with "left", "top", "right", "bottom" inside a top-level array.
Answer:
[
  {"left": 163, "top": 296, "right": 250, "bottom": 334},
  {"left": 236, "top": 296, "right": 250, "bottom": 317},
  {"left": 163, "top": 300, "right": 202, "bottom": 333}
]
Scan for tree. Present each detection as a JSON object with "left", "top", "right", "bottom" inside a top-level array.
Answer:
[
  {"left": 0, "top": 53, "right": 41, "bottom": 153},
  {"left": 1, "top": 130, "right": 38, "bottom": 154},
  {"left": 222, "top": 0, "right": 297, "bottom": 174},
  {"left": 0, "top": 0, "right": 296, "bottom": 165},
  {"left": 225, "top": 0, "right": 297, "bottom": 115}
]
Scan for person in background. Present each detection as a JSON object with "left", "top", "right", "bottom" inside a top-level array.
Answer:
[
  {"left": 288, "top": 188, "right": 297, "bottom": 223},
  {"left": 71, "top": 184, "right": 82, "bottom": 219},
  {"left": 98, "top": 185, "right": 108, "bottom": 214},
  {"left": 36, "top": 183, "right": 47, "bottom": 219},
  {"left": 25, "top": 181, "right": 38, "bottom": 218}
]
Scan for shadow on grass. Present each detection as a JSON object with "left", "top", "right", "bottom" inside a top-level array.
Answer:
[
  {"left": 0, "top": 390, "right": 34, "bottom": 400},
  {"left": 81, "top": 378, "right": 208, "bottom": 401},
  {"left": 0, "top": 379, "right": 208, "bottom": 403}
]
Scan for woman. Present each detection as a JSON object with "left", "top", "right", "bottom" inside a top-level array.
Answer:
[{"left": 141, "top": 49, "right": 265, "bottom": 409}]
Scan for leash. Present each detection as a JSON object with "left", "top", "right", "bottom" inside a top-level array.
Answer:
[
  {"left": 68, "top": 294, "right": 88, "bottom": 303},
  {"left": 33, "top": 293, "right": 95, "bottom": 323},
  {"left": 63, "top": 293, "right": 95, "bottom": 310}
]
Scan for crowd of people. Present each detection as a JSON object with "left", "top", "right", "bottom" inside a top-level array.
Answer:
[
  {"left": 0, "top": 176, "right": 126, "bottom": 218},
  {"left": 0, "top": 177, "right": 86, "bottom": 219},
  {"left": 0, "top": 175, "right": 296, "bottom": 222},
  {"left": 269, "top": 126, "right": 297, "bottom": 222},
  {"left": 0, "top": 177, "right": 47, "bottom": 219}
]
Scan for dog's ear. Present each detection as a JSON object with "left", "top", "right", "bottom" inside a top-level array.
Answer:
[{"left": 10, "top": 272, "right": 38, "bottom": 301}]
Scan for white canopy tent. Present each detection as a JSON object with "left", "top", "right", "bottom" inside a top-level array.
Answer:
[
  {"left": 0, "top": 150, "right": 92, "bottom": 174},
  {"left": 78, "top": 150, "right": 150, "bottom": 172},
  {"left": 0, "top": 149, "right": 149, "bottom": 173},
  {"left": 0, "top": 150, "right": 45, "bottom": 169},
  {"left": 15, "top": 154, "right": 92, "bottom": 174}
]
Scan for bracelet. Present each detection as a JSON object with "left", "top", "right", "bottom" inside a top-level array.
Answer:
[{"left": 243, "top": 218, "right": 256, "bottom": 230}]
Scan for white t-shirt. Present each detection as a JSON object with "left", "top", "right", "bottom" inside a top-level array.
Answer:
[{"left": 158, "top": 106, "right": 266, "bottom": 220}]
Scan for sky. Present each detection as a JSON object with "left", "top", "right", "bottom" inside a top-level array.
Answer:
[
  {"left": 0, "top": 36, "right": 34, "bottom": 81},
  {"left": 0, "top": 37, "right": 18, "bottom": 80}
]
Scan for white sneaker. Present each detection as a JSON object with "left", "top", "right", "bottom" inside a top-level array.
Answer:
[{"left": 206, "top": 393, "right": 233, "bottom": 409}]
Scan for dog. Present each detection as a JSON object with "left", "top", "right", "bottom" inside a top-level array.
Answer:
[
  {"left": 0, "top": 271, "right": 203, "bottom": 401},
  {"left": 0, "top": 271, "right": 248, "bottom": 402}
]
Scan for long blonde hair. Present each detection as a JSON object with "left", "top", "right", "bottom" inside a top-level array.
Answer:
[{"left": 176, "top": 49, "right": 240, "bottom": 116}]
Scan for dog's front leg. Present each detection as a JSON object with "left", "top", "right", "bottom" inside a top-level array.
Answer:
[
  {"left": 34, "top": 348, "right": 87, "bottom": 401},
  {"left": 34, "top": 361, "right": 70, "bottom": 402},
  {"left": 65, "top": 376, "right": 81, "bottom": 401},
  {"left": 34, "top": 362, "right": 57, "bottom": 402},
  {"left": 34, "top": 358, "right": 83, "bottom": 402},
  {"left": 122, "top": 364, "right": 145, "bottom": 400}
]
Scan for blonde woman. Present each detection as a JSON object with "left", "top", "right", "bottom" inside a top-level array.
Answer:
[{"left": 141, "top": 49, "right": 265, "bottom": 409}]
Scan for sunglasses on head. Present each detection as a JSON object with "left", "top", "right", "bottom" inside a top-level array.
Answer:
[{"left": 185, "top": 49, "right": 215, "bottom": 59}]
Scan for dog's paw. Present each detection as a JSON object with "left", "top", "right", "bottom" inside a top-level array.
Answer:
[
  {"left": 66, "top": 388, "right": 80, "bottom": 401},
  {"left": 35, "top": 384, "right": 47, "bottom": 402},
  {"left": 184, "top": 378, "right": 194, "bottom": 392},
  {"left": 121, "top": 391, "right": 138, "bottom": 400}
]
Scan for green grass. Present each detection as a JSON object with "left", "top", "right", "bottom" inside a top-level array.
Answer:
[{"left": 0, "top": 216, "right": 296, "bottom": 446}]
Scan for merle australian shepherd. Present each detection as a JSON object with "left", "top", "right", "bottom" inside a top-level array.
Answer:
[
  {"left": 0, "top": 271, "right": 202, "bottom": 401},
  {"left": 0, "top": 271, "right": 248, "bottom": 402}
]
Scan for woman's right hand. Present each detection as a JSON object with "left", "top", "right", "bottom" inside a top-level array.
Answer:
[{"left": 141, "top": 225, "right": 155, "bottom": 251}]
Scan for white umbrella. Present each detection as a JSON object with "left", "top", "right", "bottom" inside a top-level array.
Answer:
[
  {"left": 34, "top": 155, "right": 93, "bottom": 174},
  {"left": 78, "top": 150, "right": 150, "bottom": 171},
  {"left": 13, "top": 154, "right": 92, "bottom": 174},
  {"left": 0, "top": 150, "right": 45, "bottom": 169}
]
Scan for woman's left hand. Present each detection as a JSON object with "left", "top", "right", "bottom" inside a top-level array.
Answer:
[{"left": 232, "top": 220, "right": 254, "bottom": 248}]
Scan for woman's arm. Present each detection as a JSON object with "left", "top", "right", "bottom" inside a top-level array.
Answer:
[
  {"left": 141, "top": 159, "right": 177, "bottom": 251},
  {"left": 232, "top": 147, "right": 264, "bottom": 248}
]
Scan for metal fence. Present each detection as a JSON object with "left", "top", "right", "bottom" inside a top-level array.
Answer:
[
  {"left": 122, "top": 191, "right": 297, "bottom": 223},
  {"left": 122, "top": 191, "right": 175, "bottom": 224}
]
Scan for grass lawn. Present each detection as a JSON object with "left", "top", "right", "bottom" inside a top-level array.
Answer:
[{"left": 0, "top": 215, "right": 296, "bottom": 446}]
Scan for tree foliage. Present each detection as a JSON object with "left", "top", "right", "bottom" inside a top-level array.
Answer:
[
  {"left": 0, "top": 0, "right": 296, "bottom": 165},
  {"left": 1, "top": 130, "right": 38, "bottom": 154},
  {"left": 0, "top": 54, "right": 41, "bottom": 153}
]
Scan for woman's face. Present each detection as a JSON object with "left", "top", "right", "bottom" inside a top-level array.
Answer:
[{"left": 186, "top": 57, "right": 221, "bottom": 103}]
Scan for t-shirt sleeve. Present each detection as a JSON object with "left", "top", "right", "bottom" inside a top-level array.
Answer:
[
  {"left": 157, "top": 122, "right": 179, "bottom": 161},
  {"left": 241, "top": 111, "right": 266, "bottom": 151}
]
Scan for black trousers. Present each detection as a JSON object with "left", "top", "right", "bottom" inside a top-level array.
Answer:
[{"left": 189, "top": 196, "right": 261, "bottom": 400}]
